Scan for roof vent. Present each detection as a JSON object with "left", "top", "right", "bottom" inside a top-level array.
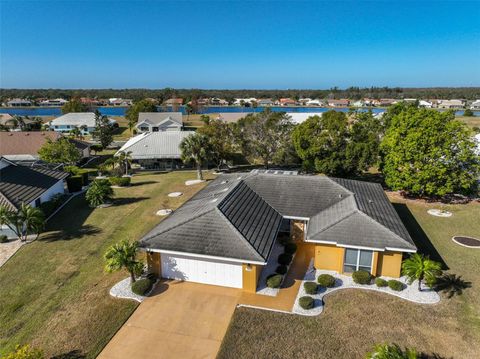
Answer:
[
  {"left": 368, "top": 199, "right": 373, "bottom": 204},
  {"left": 339, "top": 194, "right": 343, "bottom": 198},
  {"left": 210, "top": 198, "right": 218, "bottom": 203},
  {"left": 221, "top": 180, "right": 228, "bottom": 184}
]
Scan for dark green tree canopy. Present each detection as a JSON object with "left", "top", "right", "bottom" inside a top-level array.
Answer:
[
  {"left": 125, "top": 99, "right": 157, "bottom": 133},
  {"left": 380, "top": 106, "right": 479, "bottom": 197},
  {"left": 198, "top": 118, "right": 235, "bottom": 168},
  {"left": 61, "top": 98, "right": 88, "bottom": 114},
  {"left": 93, "top": 111, "right": 114, "bottom": 149},
  {"left": 38, "top": 137, "right": 81, "bottom": 164}
]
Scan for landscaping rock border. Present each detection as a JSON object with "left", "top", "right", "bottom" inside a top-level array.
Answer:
[
  {"left": 156, "top": 209, "right": 173, "bottom": 216},
  {"left": 185, "top": 179, "right": 205, "bottom": 186},
  {"left": 168, "top": 192, "right": 183, "bottom": 198},
  {"left": 109, "top": 277, "right": 157, "bottom": 303},
  {"left": 427, "top": 209, "right": 452, "bottom": 217},
  {"left": 452, "top": 236, "right": 480, "bottom": 248}
]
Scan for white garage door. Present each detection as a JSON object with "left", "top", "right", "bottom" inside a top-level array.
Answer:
[{"left": 161, "top": 253, "right": 243, "bottom": 288}]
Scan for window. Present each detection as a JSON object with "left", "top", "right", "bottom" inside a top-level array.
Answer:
[
  {"left": 343, "top": 248, "right": 373, "bottom": 273},
  {"left": 34, "top": 198, "right": 41, "bottom": 207}
]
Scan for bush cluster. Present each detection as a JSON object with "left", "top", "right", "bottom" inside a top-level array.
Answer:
[
  {"left": 277, "top": 232, "right": 291, "bottom": 246},
  {"left": 299, "top": 296, "right": 314, "bottom": 310},
  {"left": 375, "top": 278, "right": 388, "bottom": 287},
  {"left": 109, "top": 176, "right": 131, "bottom": 187},
  {"left": 352, "top": 270, "right": 372, "bottom": 285},
  {"left": 278, "top": 253, "right": 293, "bottom": 266},
  {"left": 317, "top": 274, "right": 336, "bottom": 288},
  {"left": 0, "top": 235, "right": 8, "bottom": 243},
  {"left": 284, "top": 242, "right": 297, "bottom": 255},
  {"left": 275, "top": 265, "right": 288, "bottom": 275},
  {"left": 131, "top": 278, "right": 154, "bottom": 296},
  {"left": 266, "top": 274, "right": 283, "bottom": 288},
  {"left": 66, "top": 176, "right": 83, "bottom": 192},
  {"left": 40, "top": 194, "right": 69, "bottom": 217},
  {"left": 387, "top": 279, "right": 404, "bottom": 291},
  {"left": 304, "top": 281, "right": 318, "bottom": 295}
]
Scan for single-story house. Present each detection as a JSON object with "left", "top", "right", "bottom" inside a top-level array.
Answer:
[
  {"left": 328, "top": 99, "right": 350, "bottom": 107},
  {"left": 278, "top": 98, "right": 297, "bottom": 106},
  {"left": 470, "top": 100, "right": 480, "bottom": 110},
  {"left": 419, "top": 100, "right": 433, "bottom": 108},
  {"left": 0, "top": 157, "right": 69, "bottom": 237},
  {"left": 48, "top": 112, "right": 117, "bottom": 134},
  {"left": 116, "top": 131, "right": 193, "bottom": 170},
  {"left": 378, "top": 99, "right": 397, "bottom": 107},
  {"left": 141, "top": 172, "right": 416, "bottom": 292},
  {"left": 164, "top": 98, "right": 184, "bottom": 106},
  {"left": 233, "top": 98, "right": 257, "bottom": 106},
  {"left": 6, "top": 99, "right": 32, "bottom": 107},
  {"left": 109, "top": 98, "right": 133, "bottom": 106},
  {"left": 0, "top": 131, "right": 90, "bottom": 163},
  {"left": 39, "top": 98, "right": 68, "bottom": 106},
  {"left": 437, "top": 99, "right": 464, "bottom": 109},
  {"left": 136, "top": 112, "right": 183, "bottom": 133},
  {"left": 257, "top": 99, "right": 274, "bottom": 106}
]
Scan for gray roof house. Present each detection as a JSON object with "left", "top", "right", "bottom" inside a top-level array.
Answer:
[
  {"left": 141, "top": 172, "right": 416, "bottom": 290},
  {"left": 136, "top": 112, "right": 183, "bottom": 133}
]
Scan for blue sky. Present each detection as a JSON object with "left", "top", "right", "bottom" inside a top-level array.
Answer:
[{"left": 1, "top": 0, "right": 479, "bottom": 89}]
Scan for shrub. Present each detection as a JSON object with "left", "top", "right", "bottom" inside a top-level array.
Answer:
[
  {"left": 388, "top": 279, "right": 404, "bottom": 291},
  {"left": 304, "top": 281, "right": 318, "bottom": 295},
  {"left": 277, "top": 232, "right": 291, "bottom": 246},
  {"left": 284, "top": 242, "right": 297, "bottom": 255},
  {"left": 0, "top": 235, "right": 8, "bottom": 243},
  {"left": 317, "top": 274, "right": 336, "bottom": 288},
  {"left": 375, "top": 278, "right": 388, "bottom": 287},
  {"left": 299, "top": 296, "right": 314, "bottom": 310},
  {"left": 352, "top": 270, "right": 372, "bottom": 285},
  {"left": 131, "top": 278, "right": 154, "bottom": 296},
  {"left": 109, "top": 176, "right": 131, "bottom": 187},
  {"left": 86, "top": 179, "right": 114, "bottom": 207},
  {"left": 278, "top": 253, "right": 293, "bottom": 266},
  {"left": 266, "top": 274, "right": 283, "bottom": 288},
  {"left": 66, "top": 175, "right": 83, "bottom": 192},
  {"left": 275, "top": 265, "right": 288, "bottom": 275}
]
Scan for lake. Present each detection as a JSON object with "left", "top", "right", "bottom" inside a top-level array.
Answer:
[{"left": 0, "top": 106, "right": 477, "bottom": 117}]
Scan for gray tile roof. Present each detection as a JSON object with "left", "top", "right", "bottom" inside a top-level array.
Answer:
[
  {"left": 138, "top": 112, "right": 183, "bottom": 126},
  {"left": 0, "top": 161, "right": 68, "bottom": 211},
  {"left": 140, "top": 172, "right": 416, "bottom": 263}
]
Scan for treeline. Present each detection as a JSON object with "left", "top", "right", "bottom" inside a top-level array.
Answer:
[{"left": 1, "top": 87, "right": 480, "bottom": 102}]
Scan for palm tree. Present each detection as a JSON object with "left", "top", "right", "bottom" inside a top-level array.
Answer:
[
  {"left": 180, "top": 133, "right": 211, "bottom": 180},
  {"left": 116, "top": 151, "right": 133, "bottom": 176},
  {"left": 70, "top": 126, "right": 82, "bottom": 139},
  {"left": 0, "top": 204, "right": 45, "bottom": 242},
  {"left": 435, "top": 273, "right": 472, "bottom": 298},
  {"left": 402, "top": 253, "right": 442, "bottom": 291},
  {"left": 366, "top": 343, "right": 419, "bottom": 359},
  {"left": 86, "top": 180, "right": 114, "bottom": 207},
  {"left": 104, "top": 240, "right": 144, "bottom": 283}
]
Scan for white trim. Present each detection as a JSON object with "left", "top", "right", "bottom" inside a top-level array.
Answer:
[
  {"left": 336, "top": 244, "right": 385, "bottom": 251},
  {"left": 385, "top": 247, "right": 416, "bottom": 253},
  {"left": 304, "top": 239, "right": 338, "bottom": 245},
  {"left": 305, "top": 240, "right": 415, "bottom": 254},
  {"left": 142, "top": 248, "right": 266, "bottom": 265},
  {"left": 283, "top": 215, "right": 310, "bottom": 221}
]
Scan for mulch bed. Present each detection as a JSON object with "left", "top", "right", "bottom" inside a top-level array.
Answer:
[{"left": 452, "top": 236, "right": 480, "bottom": 248}]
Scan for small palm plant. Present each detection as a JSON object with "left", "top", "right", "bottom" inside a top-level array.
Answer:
[
  {"left": 104, "top": 240, "right": 143, "bottom": 283},
  {"left": 0, "top": 203, "right": 45, "bottom": 242},
  {"left": 435, "top": 273, "right": 472, "bottom": 298},
  {"left": 86, "top": 179, "right": 113, "bottom": 207},
  {"left": 366, "top": 343, "right": 419, "bottom": 359},
  {"left": 402, "top": 253, "right": 442, "bottom": 291},
  {"left": 180, "top": 133, "right": 212, "bottom": 180}
]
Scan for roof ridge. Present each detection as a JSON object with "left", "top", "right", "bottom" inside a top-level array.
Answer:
[
  {"left": 242, "top": 176, "right": 283, "bottom": 218},
  {"left": 0, "top": 191, "right": 17, "bottom": 211},
  {"left": 325, "top": 176, "right": 356, "bottom": 197}
]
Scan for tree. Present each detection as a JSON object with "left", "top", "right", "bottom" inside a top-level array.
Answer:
[
  {"left": 402, "top": 253, "right": 442, "bottom": 291},
  {"left": 90, "top": 144, "right": 103, "bottom": 155},
  {"left": 85, "top": 179, "right": 114, "bottom": 207},
  {"left": 61, "top": 97, "right": 88, "bottom": 114},
  {"left": 104, "top": 239, "right": 143, "bottom": 283},
  {"left": 234, "top": 109, "right": 293, "bottom": 168},
  {"left": 69, "top": 126, "right": 82, "bottom": 139},
  {"left": 198, "top": 118, "right": 234, "bottom": 169},
  {"left": 116, "top": 150, "right": 133, "bottom": 176},
  {"left": 38, "top": 137, "right": 81, "bottom": 164},
  {"left": 125, "top": 99, "right": 157, "bottom": 134},
  {"left": 380, "top": 106, "right": 479, "bottom": 197},
  {"left": 180, "top": 132, "right": 212, "bottom": 180},
  {"left": 463, "top": 108, "right": 474, "bottom": 117},
  {"left": 93, "top": 110, "right": 114, "bottom": 149},
  {"left": 0, "top": 204, "right": 45, "bottom": 242},
  {"left": 366, "top": 343, "right": 419, "bottom": 359}
]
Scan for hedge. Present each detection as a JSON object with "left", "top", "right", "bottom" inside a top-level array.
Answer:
[
  {"left": 278, "top": 253, "right": 293, "bottom": 266},
  {"left": 299, "top": 296, "right": 314, "bottom": 310},
  {"left": 375, "top": 278, "right": 388, "bottom": 287},
  {"left": 277, "top": 233, "right": 291, "bottom": 246},
  {"left": 66, "top": 175, "right": 83, "bottom": 192},
  {"left": 352, "top": 270, "right": 372, "bottom": 285},
  {"left": 304, "top": 281, "right": 318, "bottom": 295},
  {"left": 317, "top": 274, "right": 336, "bottom": 288},
  {"left": 266, "top": 274, "right": 283, "bottom": 288},
  {"left": 109, "top": 177, "right": 131, "bottom": 187},
  {"left": 284, "top": 242, "right": 297, "bottom": 255},
  {"left": 131, "top": 278, "right": 154, "bottom": 296},
  {"left": 275, "top": 265, "right": 288, "bottom": 275},
  {"left": 388, "top": 279, "right": 404, "bottom": 291}
]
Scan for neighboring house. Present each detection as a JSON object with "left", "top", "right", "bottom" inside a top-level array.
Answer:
[
  {"left": 116, "top": 131, "right": 193, "bottom": 170},
  {"left": 136, "top": 112, "right": 183, "bottom": 133},
  {"left": 419, "top": 100, "right": 433, "bottom": 108},
  {"left": 287, "top": 112, "right": 321, "bottom": 124},
  {"left": 437, "top": 99, "right": 464, "bottom": 109},
  {"left": 6, "top": 99, "right": 32, "bottom": 107},
  {"left": 306, "top": 99, "right": 324, "bottom": 106},
  {"left": 470, "top": 100, "right": 480, "bottom": 110},
  {"left": 378, "top": 99, "right": 397, "bottom": 107},
  {"left": 48, "top": 112, "right": 117, "bottom": 134},
  {"left": 328, "top": 99, "right": 350, "bottom": 107},
  {"left": 141, "top": 172, "right": 416, "bottom": 291},
  {"left": 215, "top": 113, "right": 249, "bottom": 123},
  {"left": 164, "top": 98, "right": 184, "bottom": 106},
  {"left": 109, "top": 98, "right": 133, "bottom": 106},
  {"left": 39, "top": 98, "right": 68, "bottom": 106},
  {"left": 278, "top": 98, "right": 297, "bottom": 106},
  {"left": 257, "top": 99, "right": 274, "bottom": 106},
  {"left": 0, "top": 131, "right": 90, "bottom": 162},
  {"left": 351, "top": 100, "right": 366, "bottom": 108},
  {"left": 209, "top": 98, "right": 229, "bottom": 106},
  {"left": 233, "top": 98, "right": 257, "bottom": 106},
  {"left": 0, "top": 157, "right": 69, "bottom": 238}
]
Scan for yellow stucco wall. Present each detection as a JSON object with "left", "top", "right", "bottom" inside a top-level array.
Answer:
[
  {"left": 376, "top": 251, "right": 403, "bottom": 278},
  {"left": 314, "top": 244, "right": 345, "bottom": 273},
  {"left": 147, "top": 252, "right": 161, "bottom": 278},
  {"left": 242, "top": 264, "right": 262, "bottom": 292},
  {"left": 291, "top": 220, "right": 306, "bottom": 242}
]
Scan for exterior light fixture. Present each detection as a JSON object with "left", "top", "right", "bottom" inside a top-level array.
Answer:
[{"left": 245, "top": 264, "right": 253, "bottom": 272}]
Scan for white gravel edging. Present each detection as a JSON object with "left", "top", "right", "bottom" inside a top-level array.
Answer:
[
  {"left": 427, "top": 209, "right": 452, "bottom": 217},
  {"left": 168, "top": 192, "right": 183, "bottom": 198},
  {"left": 109, "top": 277, "right": 157, "bottom": 303},
  {"left": 292, "top": 260, "right": 441, "bottom": 316}
]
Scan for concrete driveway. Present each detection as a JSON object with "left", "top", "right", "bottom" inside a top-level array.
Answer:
[{"left": 98, "top": 280, "right": 241, "bottom": 359}]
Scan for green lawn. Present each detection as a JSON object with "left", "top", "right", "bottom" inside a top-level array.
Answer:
[
  {"left": 218, "top": 199, "right": 480, "bottom": 359},
  {"left": 457, "top": 115, "right": 480, "bottom": 129},
  {"left": 0, "top": 171, "right": 212, "bottom": 358}
]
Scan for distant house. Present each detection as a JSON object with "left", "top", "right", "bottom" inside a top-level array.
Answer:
[
  {"left": 278, "top": 98, "right": 297, "bottom": 106},
  {"left": 215, "top": 113, "right": 249, "bottom": 123},
  {"left": 351, "top": 100, "right": 366, "bottom": 108},
  {"left": 378, "top": 99, "right": 397, "bottom": 107},
  {"left": 419, "top": 100, "right": 433, "bottom": 108},
  {"left": 6, "top": 99, "right": 32, "bottom": 107},
  {"left": 0, "top": 131, "right": 90, "bottom": 162},
  {"left": 437, "top": 99, "right": 464, "bottom": 109},
  {"left": 48, "top": 112, "right": 117, "bottom": 134},
  {"left": 116, "top": 131, "right": 193, "bottom": 170},
  {"left": 233, "top": 98, "right": 257, "bottom": 106},
  {"left": 209, "top": 98, "right": 229, "bottom": 106},
  {"left": 0, "top": 157, "right": 69, "bottom": 237},
  {"left": 470, "top": 100, "right": 480, "bottom": 110},
  {"left": 80, "top": 97, "right": 102, "bottom": 106},
  {"left": 164, "top": 98, "right": 184, "bottom": 106},
  {"left": 257, "top": 99, "right": 274, "bottom": 106},
  {"left": 328, "top": 99, "right": 350, "bottom": 107},
  {"left": 109, "top": 98, "right": 133, "bottom": 106},
  {"left": 136, "top": 112, "right": 183, "bottom": 133},
  {"left": 306, "top": 99, "right": 324, "bottom": 106},
  {"left": 39, "top": 98, "right": 68, "bottom": 107},
  {"left": 287, "top": 112, "right": 321, "bottom": 124}
]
